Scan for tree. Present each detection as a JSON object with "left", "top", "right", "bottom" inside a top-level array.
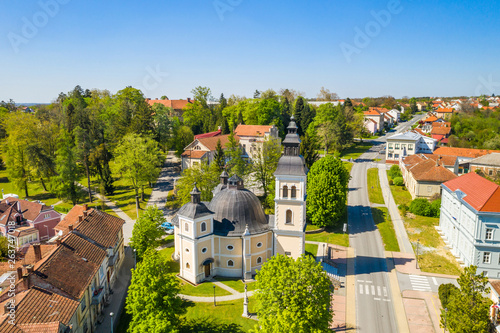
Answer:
[
  {"left": 54, "top": 130, "right": 82, "bottom": 205},
  {"left": 173, "top": 125, "right": 194, "bottom": 157},
  {"left": 251, "top": 136, "right": 281, "bottom": 197},
  {"left": 441, "top": 265, "right": 492, "bottom": 333},
  {"left": 151, "top": 103, "right": 173, "bottom": 152},
  {"left": 130, "top": 206, "right": 166, "bottom": 259},
  {"left": 317, "top": 87, "right": 338, "bottom": 101},
  {"left": 225, "top": 131, "right": 248, "bottom": 178},
  {"left": 255, "top": 254, "right": 332, "bottom": 332},
  {"left": 307, "top": 156, "right": 350, "bottom": 227},
  {"left": 126, "top": 248, "right": 185, "bottom": 333},
  {"left": 0, "top": 236, "right": 8, "bottom": 258},
  {"left": 300, "top": 134, "right": 320, "bottom": 169},
  {"left": 191, "top": 86, "right": 212, "bottom": 107},
  {"left": 438, "top": 283, "right": 459, "bottom": 309},
  {"left": 213, "top": 139, "right": 225, "bottom": 171},
  {"left": 112, "top": 134, "right": 163, "bottom": 208},
  {"left": 294, "top": 97, "right": 306, "bottom": 135},
  {"left": 175, "top": 161, "right": 220, "bottom": 205},
  {"left": 253, "top": 90, "right": 261, "bottom": 99},
  {"left": 237, "top": 109, "right": 244, "bottom": 125}
]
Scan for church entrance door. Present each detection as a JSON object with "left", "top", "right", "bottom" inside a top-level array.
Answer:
[{"left": 204, "top": 264, "right": 210, "bottom": 277}]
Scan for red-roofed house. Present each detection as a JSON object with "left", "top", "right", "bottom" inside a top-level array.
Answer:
[
  {"left": 435, "top": 108, "right": 454, "bottom": 119},
  {"left": 363, "top": 109, "right": 384, "bottom": 133},
  {"left": 146, "top": 97, "right": 194, "bottom": 119},
  {"left": 364, "top": 118, "right": 378, "bottom": 134},
  {"left": 438, "top": 173, "right": 500, "bottom": 276},
  {"left": 234, "top": 124, "right": 279, "bottom": 160}
]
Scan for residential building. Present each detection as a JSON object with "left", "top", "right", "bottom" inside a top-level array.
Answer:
[
  {"left": 363, "top": 109, "right": 384, "bottom": 133},
  {"left": 433, "top": 147, "right": 500, "bottom": 174},
  {"left": 146, "top": 97, "right": 194, "bottom": 119},
  {"left": 54, "top": 204, "right": 88, "bottom": 237},
  {"left": 462, "top": 153, "right": 500, "bottom": 179},
  {"left": 400, "top": 154, "right": 457, "bottom": 199},
  {"left": 181, "top": 134, "right": 234, "bottom": 170},
  {"left": 387, "top": 109, "right": 401, "bottom": 122},
  {"left": 438, "top": 173, "right": 500, "bottom": 278},
  {"left": 385, "top": 130, "right": 437, "bottom": 162},
  {"left": 434, "top": 107, "right": 454, "bottom": 119},
  {"left": 364, "top": 118, "right": 378, "bottom": 135},
  {"left": 0, "top": 198, "right": 61, "bottom": 247},
  {"left": 173, "top": 118, "right": 306, "bottom": 284},
  {"left": 234, "top": 124, "right": 279, "bottom": 160}
]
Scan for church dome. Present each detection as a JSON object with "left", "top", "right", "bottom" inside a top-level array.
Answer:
[{"left": 208, "top": 177, "right": 269, "bottom": 236}]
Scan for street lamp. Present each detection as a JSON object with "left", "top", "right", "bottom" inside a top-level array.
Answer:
[
  {"left": 416, "top": 239, "right": 420, "bottom": 269},
  {"left": 110, "top": 312, "right": 115, "bottom": 333},
  {"left": 213, "top": 285, "right": 216, "bottom": 307}
]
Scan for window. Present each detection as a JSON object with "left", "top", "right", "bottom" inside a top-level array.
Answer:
[
  {"left": 283, "top": 186, "right": 288, "bottom": 198},
  {"left": 185, "top": 223, "right": 189, "bottom": 232},
  {"left": 401, "top": 144, "right": 406, "bottom": 150},
  {"left": 80, "top": 295, "right": 87, "bottom": 312},
  {"left": 408, "top": 144, "right": 413, "bottom": 151},
  {"left": 291, "top": 186, "right": 297, "bottom": 198},
  {"left": 489, "top": 169, "right": 494, "bottom": 176},
  {"left": 388, "top": 144, "right": 394, "bottom": 149},
  {"left": 227, "top": 245, "right": 234, "bottom": 251},
  {"left": 483, "top": 252, "right": 491, "bottom": 264},
  {"left": 228, "top": 260, "right": 234, "bottom": 267},
  {"left": 394, "top": 154, "right": 399, "bottom": 158},
  {"left": 395, "top": 143, "right": 400, "bottom": 149},
  {"left": 201, "top": 222, "right": 207, "bottom": 232},
  {"left": 185, "top": 248, "right": 189, "bottom": 253},
  {"left": 286, "top": 210, "right": 292, "bottom": 224},
  {"left": 486, "top": 228, "right": 493, "bottom": 240},
  {"left": 257, "top": 257, "right": 262, "bottom": 264},
  {"left": 202, "top": 247, "right": 207, "bottom": 253},
  {"left": 44, "top": 214, "right": 50, "bottom": 219},
  {"left": 257, "top": 242, "right": 263, "bottom": 248},
  {"left": 388, "top": 153, "right": 393, "bottom": 158},
  {"left": 427, "top": 186, "right": 432, "bottom": 193},
  {"left": 186, "top": 262, "right": 190, "bottom": 269}
]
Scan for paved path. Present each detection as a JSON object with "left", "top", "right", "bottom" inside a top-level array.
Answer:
[
  {"left": 147, "top": 151, "right": 180, "bottom": 213},
  {"left": 179, "top": 290, "right": 256, "bottom": 302}
]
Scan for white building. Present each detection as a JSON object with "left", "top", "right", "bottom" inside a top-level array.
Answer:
[
  {"left": 438, "top": 173, "right": 500, "bottom": 277},
  {"left": 385, "top": 130, "right": 437, "bottom": 161}
]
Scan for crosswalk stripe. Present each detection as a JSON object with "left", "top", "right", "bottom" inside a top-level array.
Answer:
[
  {"left": 360, "top": 284, "right": 363, "bottom": 294},
  {"left": 365, "top": 285, "right": 369, "bottom": 295},
  {"left": 383, "top": 287, "right": 387, "bottom": 297},
  {"left": 371, "top": 285, "right": 375, "bottom": 295},
  {"left": 377, "top": 286, "right": 381, "bottom": 296}
]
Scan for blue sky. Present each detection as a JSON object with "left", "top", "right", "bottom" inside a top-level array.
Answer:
[{"left": 1, "top": 0, "right": 499, "bottom": 103}]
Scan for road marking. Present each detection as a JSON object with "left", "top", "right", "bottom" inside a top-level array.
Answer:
[
  {"left": 365, "top": 280, "right": 373, "bottom": 284},
  {"left": 383, "top": 287, "right": 388, "bottom": 297},
  {"left": 360, "top": 284, "right": 363, "bottom": 294},
  {"left": 432, "top": 277, "right": 438, "bottom": 285},
  {"left": 357, "top": 280, "right": 364, "bottom": 283},
  {"left": 374, "top": 297, "right": 381, "bottom": 301},
  {"left": 377, "top": 286, "right": 381, "bottom": 296},
  {"left": 365, "top": 285, "right": 369, "bottom": 295},
  {"left": 409, "top": 274, "right": 432, "bottom": 292},
  {"left": 371, "top": 285, "right": 375, "bottom": 295}
]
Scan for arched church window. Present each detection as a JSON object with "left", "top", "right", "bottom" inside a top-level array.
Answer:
[
  {"left": 227, "top": 245, "right": 234, "bottom": 251},
  {"left": 228, "top": 260, "right": 234, "bottom": 267},
  {"left": 291, "top": 186, "right": 297, "bottom": 198},
  {"left": 257, "top": 242, "right": 263, "bottom": 248},
  {"left": 186, "top": 262, "right": 190, "bottom": 269},
  {"left": 283, "top": 186, "right": 288, "bottom": 198},
  {"left": 201, "top": 222, "right": 207, "bottom": 232},
  {"left": 257, "top": 257, "right": 262, "bottom": 264},
  {"left": 202, "top": 247, "right": 207, "bottom": 253},
  {"left": 286, "top": 210, "right": 292, "bottom": 224},
  {"left": 185, "top": 223, "right": 189, "bottom": 232},
  {"left": 294, "top": 147, "right": 298, "bottom": 155}
]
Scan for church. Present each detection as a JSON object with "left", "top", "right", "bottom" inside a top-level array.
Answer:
[{"left": 172, "top": 117, "right": 307, "bottom": 284}]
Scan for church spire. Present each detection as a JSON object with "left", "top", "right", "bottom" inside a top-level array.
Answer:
[{"left": 283, "top": 116, "right": 301, "bottom": 156}]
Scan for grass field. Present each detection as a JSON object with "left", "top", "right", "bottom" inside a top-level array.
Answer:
[
  {"left": 340, "top": 141, "right": 373, "bottom": 160},
  {"left": 367, "top": 168, "right": 384, "bottom": 204},
  {"left": 343, "top": 161, "right": 353, "bottom": 175},
  {"left": 215, "top": 277, "right": 258, "bottom": 293},
  {"left": 305, "top": 223, "right": 349, "bottom": 247},
  {"left": 386, "top": 171, "right": 412, "bottom": 206},
  {"left": 305, "top": 243, "right": 318, "bottom": 258},
  {"left": 371, "top": 207, "right": 400, "bottom": 252}
]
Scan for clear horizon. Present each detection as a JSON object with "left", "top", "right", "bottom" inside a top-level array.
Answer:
[{"left": 1, "top": 0, "right": 499, "bottom": 103}]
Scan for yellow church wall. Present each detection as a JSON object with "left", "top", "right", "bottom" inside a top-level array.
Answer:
[
  {"left": 197, "top": 218, "right": 212, "bottom": 236},
  {"left": 276, "top": 204, "right": 303, "bottom": 231},
  {"left": 250, "top": 232, "right": 270, "bottom": 253},
  {"left": 218, "top": 237, "right": 242, "bottom": 256},
  {"left": 276, "top": 234, "right": 303, "bottom": 259}
]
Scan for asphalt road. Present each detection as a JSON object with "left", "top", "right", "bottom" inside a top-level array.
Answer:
[{"left": 397, "top": 272, "right": 458, "bottom": 293}]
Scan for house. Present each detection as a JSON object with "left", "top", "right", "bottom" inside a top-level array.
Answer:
[
  {"left": 364, "top": 118, "right": 378, "bottom": 135},
  {"left": 0, "top": 209, "right": 125, "bottom": 332},
  {"left": 0, "top": 198, "right": 61, "bottom": 247},
  {"left": 363, "top": 109, "right": 385, "bottom": 133},
  {"left": 400, "top": 154, "right": 457, "bottom": 199},
  {"left": 433, "top": 147, "right": 500, "bottom": 174},
  {"left": 383, "top": 113, "right": 394, "bottom": 127},
  {"left": 173, "top": 119, "right": 306, "bottom": 284},
  {"left": 234, "top": 124, "right": 279, "bottom": 160},
  {"left": 387, "top": 109, "right": 401, "bottom": 122},
  {"left": 146, "top": 97, "right": 194, "bottom": 119},
  {"left": 420, "top": 115, "right": 446, "bottom": 133},
  {"left": 430, "top": 125, "right": 452, "bottom": 144},
  {"left": 385, "top": 130, "right": 437, "bottom": 162},
  {"left": 181, "top": 134, "right": 234, "bottom": 170},
  {"left": 437, "top": 173, "right": 500, "bottom": 278},
  {"left": 489, "top": 280, "right": 500, "bottom": 328},
  {"left": 194, "top": 129, "right": 221, "bottom": 140},
  {"left": 462, "top": 153, "right": 500, "bottom": 179},
  {"left": 435, "top": 107, "right": 454, "bottom": 119},
  {"left": 54, "top": 204, "right": 88, "bottom": 237}
]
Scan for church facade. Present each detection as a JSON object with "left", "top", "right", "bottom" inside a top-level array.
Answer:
[{"left": 173, "top": 118, "right": 307, "bottom": 284}]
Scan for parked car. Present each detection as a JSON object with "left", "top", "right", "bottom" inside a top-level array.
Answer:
[{"left": 160, "top": 221, "right": 174, "bottom": 234}]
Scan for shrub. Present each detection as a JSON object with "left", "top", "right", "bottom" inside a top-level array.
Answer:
[
  {"left": 399, "top": 204, "right": 408, "bottom": 216},
  {"left": 409, "top": 198, "right": 432, "bottom": 217},
  {"left": 388, "top": 165, "right": 402, "bottom": 179},
  {"left": 430, "top": 199, "right": 441, "bottom": 218},
  {"left": 389, "top": 179, "right": 393, "bottom": 185},
  {"left": 438, "top": 283, "right": 459, "bottom": 309},
  {"left": 393, "top": 177, "right": 404, "bottom": 186}
]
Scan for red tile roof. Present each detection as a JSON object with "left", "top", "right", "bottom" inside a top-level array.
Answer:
[
  {"left": 197, "top": 134, "right": 234, "bottom": 151},
  {"left": 423, "top": 116, "right": 438, "bottom": 122},
  {"left": 433, "top": 147, "right": 500, "bottom": 158},
  {"left": 234, "top": 125, "right": 274, "bottom": 137},
  {"left": 181, "top": 150, "right": 207, "bottom": 159},
  {"left": 54, "top": 204, "right": 87, "bottom": 236},
  {"left": 431, "top": 127, "right": 452, "bottom": 136},
  {"left": 436, "top": 107, "right": 454, "bottom": 113},
  {"left": 363, "top": 110, "right": 382, "bottom": 116},
  {"left": 146, "top": 98, "right": 193, "bottom": 110},
  {"left": 74, "top": 209, "right": 124, "bottom": 248},
  {"left": 194, "top": 130, "right": 221, "bottom": 139},
  {"left": 19, "top": 322, "right": 61, "bottom": 333},
  {"left": 443, "top": 172, "right": 500, "bottom": 212},
  {"left": 432, "top": 122, "right": 451, "bottom": 128},
  {"left": 432, "top": 135, "right": 444, "bottom": 141},
  {"left": 0, "top": 244, "right": 56, "bottom": 276},
  {"left": 0, "top": 198, "right": 55, "bottom": 222},
  {"left": 404, "top": 156, "right": 457, "bottom": 183}
]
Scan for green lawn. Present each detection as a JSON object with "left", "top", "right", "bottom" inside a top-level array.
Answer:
[
  {"left": 305, "top": 243, "right": 318, "bottom": 258},
  {"left": 180, "top": 281, "right": 231, "bottom": 297},
  {"left": 386, "top": 171, "right": 412, "bottom": 206},
  {"left": 340, "top": 142, "right": 373, "bottom": 160},
  {"left": 305, "top": 223, "right": 349, "bottom": 247},
  {"left": 367, "top": 168, "right": 384, "bottom": 204},
  {"left": 215, "top": 277, "right": 258, "bottom": 293},
  {"left": 343, "top": 161, "right": 353, "bottom": 175},
  {"left": 371, "top": 207, "right": 400, "bottom": 252},
  {"left": 182, "top": 298, "right": 258, "bottom": 332}
]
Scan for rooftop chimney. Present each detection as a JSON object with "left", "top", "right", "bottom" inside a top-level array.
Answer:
[
  {"left": 26, "top": 265, "right": 34, "bottom": 273},
  {"left": 187, "top": 97, "right": 191, "bottom": 103},
  {"left": 17, "top": 267, "right": 23, "bottom": 281},
  {"left": 68, "top": 224, "right": 73, "bottom": 232},
  {"left": 33, "top": 243, "right": 42, "bottom": 262},
  {"left": 22, "top": 273, "right": 29, "bottom": 290},
  {"left": 78, "top": 215, "right": 83, "bottom": 223},
  {"left": 83, "top": 210, "right": 88, "bottom": 218},
  {"left": 56, "top": 238, "right": 61, "bottom": 246},
  {"left": 82, "top": 204, "right": 88, "bottom": 211}
]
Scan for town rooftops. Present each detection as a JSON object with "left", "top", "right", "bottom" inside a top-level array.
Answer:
[
  {"left": 433, "top": 147, "right": 500, "bottom": 158},
  {"left": 436, "top": 107, "right": 454, "bottom": 113},
  {"left": 387, "top": 131, "right": 423, "bottom": 141},
  {"left": 146, "top": 98, "right": 193, "bottom": 110},
  {"left": 423, "top": 116, "right": 438, "bottom": 122},
  {"left": 181, "top": 150, "right": 207, "bottom": 159},
  {"left": 54, "top": 204, "right": 88, "bottom": 236},
  {"left": 468, "top": 153, "right": 500, "bottom": 167},
  {"left": 443, "top": 172, "right": 500, "bottom": 212},
  {"left": 363, "top": 109, "right": 382, "bottom": 116},
  {"left": 194, "top": 129, "right": 221, "bottom": 139},
  {"left": 404, "top": 156, "right": 457, "bottom": 183},
  {"left": 234, "top": 124, "right": 274, "bottom": 137},
  {"left": 74, "top": 209, "right": 124, "bottom": 248},
  {"left": 0, "top": 198, "right": 55, "bottom": 222}
]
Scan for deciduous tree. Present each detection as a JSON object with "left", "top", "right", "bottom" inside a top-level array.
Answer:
[
  {"left": 251, "top": 136, "right": 281, "bottom": 197},
  {"left": 255, "top": 254, "right": 332, "bottom": 332},
  {"left": 130, "top": 206, "right": 166, "bottom": 259}
]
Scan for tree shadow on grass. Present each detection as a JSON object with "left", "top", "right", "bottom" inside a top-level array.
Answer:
[{"left": 179, "top": 317, "right": 245, "bottom": 333}]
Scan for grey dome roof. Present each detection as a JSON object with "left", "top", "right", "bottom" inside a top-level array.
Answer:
[{"left": 208, "top": 187, "right": 269, "bottom": 236}]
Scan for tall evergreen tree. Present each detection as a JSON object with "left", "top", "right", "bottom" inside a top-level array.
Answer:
[
  {"left": 221, "top": 117, "right": 230, "bottom": 134},
  {"left": 300, "top": 134, "right": 320, "bottom": 169},
  {"left": 213, "top": 139, "right": 225, "bottom": 171},
  {"left": 237, "top": 109, "right": 244, "bottom": 125},
  {"left": 294, "top": 97, "right": 306, "bottom": 135}
]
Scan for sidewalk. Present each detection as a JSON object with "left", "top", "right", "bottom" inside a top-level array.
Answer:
[
  {"left": 147, "top": 152, "right": 180, "bottom": 212},
  {"left": 95, "top": 246, "right": 134, "bottom": 333},
  {"left": 179, "top": 290, "right": 256, "bottom": 302}
]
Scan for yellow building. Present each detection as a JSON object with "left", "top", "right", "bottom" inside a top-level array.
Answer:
[{"left": 173, "top": 118, "right": 307, "bottom": 284}]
